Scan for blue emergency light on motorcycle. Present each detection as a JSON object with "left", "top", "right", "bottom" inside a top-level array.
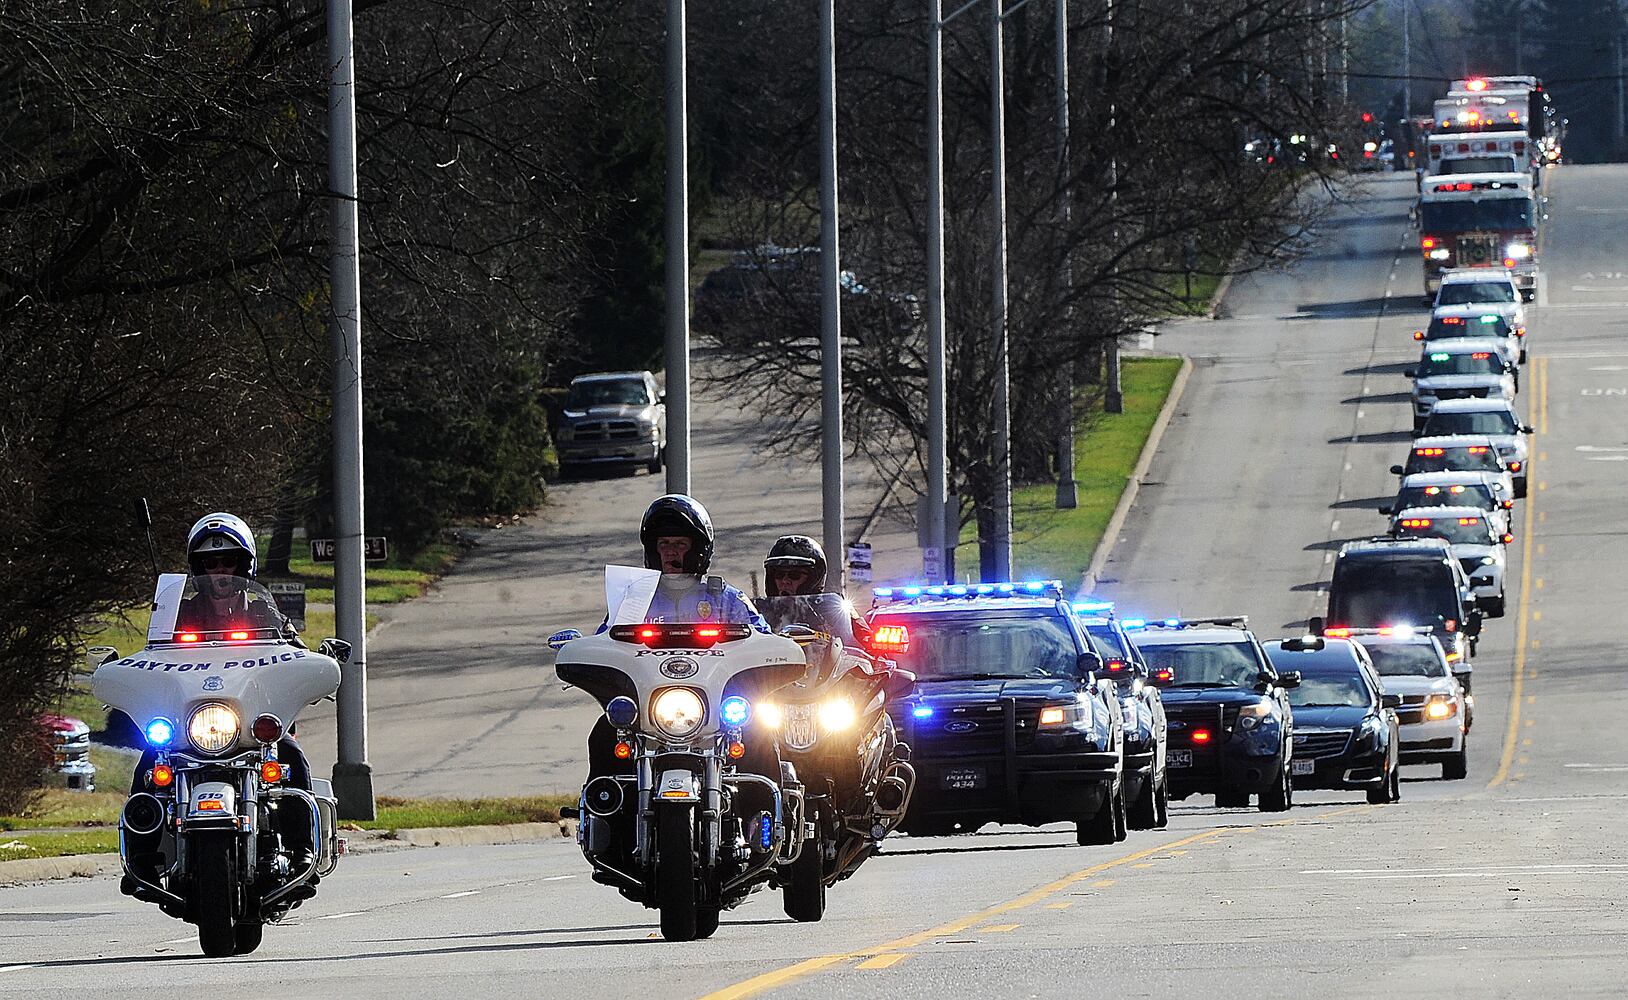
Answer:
[
  {"left": 720, "top": 696, "right": 750, "bottom": 727},
  {"left": 605, "top": 696, "right": 638, "bottom": 728},
  {"left": 145, "top": 717, "right": 175, "bottom": 747},
  {"left": 759, "top": 814, "right": 774, "bottom": 850}
]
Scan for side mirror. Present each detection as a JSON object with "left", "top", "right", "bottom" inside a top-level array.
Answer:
[
  {"left": 1378, "top": 504, "right": 1393, "bottom": 515},
  {"left": 882, "top": 668, "right": 917, "bottom": 700},
  {"left": 1402, "top": 369, "right": 1417, "bottom": 379},
  {"left": 1389, "top": 464, "right": 1405, "bottom": 475},
  {"left": 1279, "top": 636, "right": 1325, "bottom": 652},
  {"left": 1276, "top": 671, "right": 1302, "bottom": 689},
  {"left": 1381, "top": 693, "right": 1402, "bottom": 709},
  {"left": 1520, "top": 424, "right": 1535, "bottom": 434},
  {"left": 1077, "top": 652, "right": 1104, "bottom": 678},
  {"left": 658, "top": 391, "right": 667, "bottom": 404},
  {"left": 319, "top": 638, "right": 353, "bottom": 664},
  {"left": 547, "top": 629, "right": 582, "bottom": 651},
  {"left": 86, "top": 645, "right": 118, "bottom": 671},
  {"left": 1307, "top": 616, "right": 1325, "bottom": 636}
]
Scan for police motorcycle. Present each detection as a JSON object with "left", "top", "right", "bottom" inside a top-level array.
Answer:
[
  {"left": 90, "top": 574, "right": 346, "bottom": 957},
  {"left": 753, "top": 595, "right": 917, "bottom": 922},
  {"left": 549, "top": 569, "right": 810, "bottom": 941}
]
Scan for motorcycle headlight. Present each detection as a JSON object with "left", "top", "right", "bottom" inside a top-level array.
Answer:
[
  {"left": 757, "top": 702, "right": 783, "bottom": 729},
  {"left": 818, "top": 698, "right": 857, "bottom": 733},
  {"left": 188, "top": 703, "right": 239, "bottom": 754},
  {"left": 652, "top": 688, "right": 706, "bottom": 739},
  {"left": 1237, "top": 702, "right": 1272, "bottom": 730}
]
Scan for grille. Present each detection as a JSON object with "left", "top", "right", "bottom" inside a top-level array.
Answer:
[
  {"left": 1435, "top": 387, "right": 1490, "bottom": 400},
  {"left": 904, "top": 702, "right": 1035, "bottom": 757},
  {"left": 783, "top": 705, "right": 817, "bottom": 750},
  {"left": 571, "top": 420, "right": 644, "bottom": 442},
  {"left": 1456, "top": 234, "right": 1499, "bottom": 266},
  {"left": 1293, "top": 731, "right": 1352, "bottom": 758},
  {"left": 1396, "top": 710, "right": 1425, "bottom": 725},
  {"left": 1400, "top": 694, "right": 1428, "bottom": 706}
]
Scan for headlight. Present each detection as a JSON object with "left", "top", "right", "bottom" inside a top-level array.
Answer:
[
  {"left": 652, "top": 688, "right": 706, "bottom": 739},
  {"left": 818, "top": 698, "right": 857, "bottom": 733},
  {"left": 1038, "top": 698, "right": 1091, "bottom": 729},
  {"left": 188, "top": 703, "right": 239, "bottom": 754},
  {"left": 1480, "top": 555, "right": 1497, "bottom": 565},
  {"left": 1426, "top": 695, "right": 1458, "bottom": 720},
  {"left": 757, "top": 702, "right": 783, "bottom": 729},
  {"left": 1428, "top": 249, "right": 1450, "bottom": 260},
  {"left": 1237, "top": 702, "right": 1273, "bottom": 730},
  {"left": 1505, "top": 243, "right": 1533, "bottom": 260}
]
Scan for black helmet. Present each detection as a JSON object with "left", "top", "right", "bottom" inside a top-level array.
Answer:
[
  {"left": 640, "top": 494, "right": 715, "bottom": 574},
  {"left": 764, "top": 534, "right": 827, "bottom": 595}
]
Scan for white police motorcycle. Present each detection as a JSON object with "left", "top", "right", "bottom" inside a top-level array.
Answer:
[
  {"left": 549, "top": 569, "right": 809, "bottom": 941},
  {"left": 91, "top": 574, "right": 346, "bottom": 956}
]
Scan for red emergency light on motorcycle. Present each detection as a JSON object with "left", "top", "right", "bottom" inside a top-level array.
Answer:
[{"left": 608, "top": 623, "right": 754, "bottom": 649}]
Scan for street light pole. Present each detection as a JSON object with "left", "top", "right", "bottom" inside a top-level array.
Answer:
[
  {"left": 989, "top": 0, "right": 1014, "bottom": 580},
  {"left": 925, "top": 0, "right": 950, "bottom": 584},
  {"left": 1103, "top": 0, "right": 1123, "bottom": 415},
  {"left": 1054, "top": 0, "right": 1078, "bottom": 510},
  {"left": 664, "top": 0, "right": 692, "bottom": 497},
  {"left": 326, "top": 0, "right": 374, "bottom": 821},
  {"left": 818, "top": 0, "right": 846, "bottom": 587}
]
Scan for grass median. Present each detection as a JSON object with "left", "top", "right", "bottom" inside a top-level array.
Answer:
[{"left": 956, "top": 356, "right": 1184, "bottom": 586}]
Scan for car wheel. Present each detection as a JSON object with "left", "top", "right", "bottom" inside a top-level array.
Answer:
[
  {"left": 1258, "top": 764, "right": 1291, "bottom": 812},
  {"left": 1112, "top": 782, "right": 1128, "bottom": 842},
  {"left": 1153, "top": 773, "right": 1169, "bottom": 828},
  {"left": 647, "top": 451, "right": 663, "bottom": 475},
  {"left": 1389, "top": 760, "right": 1402, "bottom": 802},
  {"left": 1076, "top": 788, "right": 1119, "bottom": 846},
  {"left": 1484, "top": 593, "right": 1506, "bottom": 618},
  {"left": 1442, "top": 745, "right": 1469, "bottom": 780}
]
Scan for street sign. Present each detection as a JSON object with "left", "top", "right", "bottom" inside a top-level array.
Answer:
[
  {"left": 266, "top": 581, "right": 307, "bottom": 631},
  {"left": 923, "top": 546, "right": 943, "bottom": 581},
  {"left": 310, "top": 537, "right": 389, "bottom": 563},
  {"left": 847, "top": 542, "right": 873, "bottom": 584}
]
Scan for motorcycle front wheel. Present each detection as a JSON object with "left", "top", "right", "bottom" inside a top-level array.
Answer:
[
  {"left": 782, "top": 805, "right": 826, "bottom": 922},
  {"left": 194, "top": 832, "right": 240, "bottom": 957},
  {"left": 656, "top": 806, "right": 698, "bottom": 941}
]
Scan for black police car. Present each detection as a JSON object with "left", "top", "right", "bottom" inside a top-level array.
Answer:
[
  {"left": 868, "top": 582, "right": 1126, "bottom": 845},
  {"left": 1128, "top": 617, "right": 1299, "bottom": 811},
  {"left": 1075, "top": 602, "right": 1168, "bottom": 829},
  {"left": 1266, "top": 636, "right": 1402, "bottom": 804}
]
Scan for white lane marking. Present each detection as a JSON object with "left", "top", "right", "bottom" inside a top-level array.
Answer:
[
  {"left": 1568, "top": 285, "right": 1628, "bottom": 292},
  {"left": 440, "top": 890, "right": 481, "bottom": 899},
  {"left": 1330, "top": 520, "right": 1341, "bottom": 532},
  {"left": 318, "top": 911, "right": 365, "bottom": 920},
  {"left": 1576, "top": 445, "right": 1628, "bottom": 452},
  {"left": 161, "top": 936, "right": 193, "bottom": 945},
  {"left": 0, "top": 966, "right": 39, "bottom": 975},
  {"left": 1356, "top": 409, "right": 1365, "bottom": 419},
  {"left": 1586, "top": 456, "right": 1628, "bottom": 462},
  {"left": 1344, "top": 462, "right": 1353, "bottom": 471},
  {"left": 1303, "top": 863, "right": 1628, "bottom": 875},
  {"left": 1589, "top": 366, "right": 1628, "bottom": 371},
  {"left": 1563, "top": 764, "right": 1628, "bottom": 771},
  {"left": 1324, "top": 552, "right": 1334, "bottom": 564},
  {"left": 541, "top": 874, "right": 576, "bottom": 882}
]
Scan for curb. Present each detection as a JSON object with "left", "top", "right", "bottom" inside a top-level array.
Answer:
[
  {"left": 1206, "top": 243, "right": 1249, "bottom": 319},
  {"left": 1, "top": 819, "right": 577, "bottom": 888},
  {"left": 1077, "top": 356, "right": 1194, "bottom": 598}
]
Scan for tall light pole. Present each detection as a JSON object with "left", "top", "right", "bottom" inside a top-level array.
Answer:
[
  {"left": 924, "top": 0, "right": 950, "bottom": 584},
  {"left": 1054, "top": 0, "right": 1078, "bottom": 510},
  {"left": 327, "top": 0, "right": 374, "bottom": 821},
  {"left": 664, "top": 0, "right": 692, "bottom": 496},
  {"left": 1401, "top": 0, "right": 1411, "bottom": 125},
  {"left": 817, "top": 0, "right": 846, "bottom": 587},
  {"left": 1103, "top": 0, "right": 1123, "bottom": 415},
  {"left": 989, "top": 0, "right": 1014, "bottom": 580}
]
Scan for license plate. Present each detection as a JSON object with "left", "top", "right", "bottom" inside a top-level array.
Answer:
[
  {"left": 1292, "top": 759, "right": 1316, "bottom": 776},
  {"left": 940, "top": 766, "right": 985, "bottom": 790},
  {"left": 1168, "top": 750, "right": 1192, "bottom": 768}
]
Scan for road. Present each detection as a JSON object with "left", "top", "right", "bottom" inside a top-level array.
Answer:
[{"left": 7, "top": 166, "right": 1627, "bottom": 996}]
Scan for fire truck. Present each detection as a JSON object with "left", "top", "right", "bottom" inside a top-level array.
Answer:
[{"left": 1417, "top": 173, "right": 1538, "bottom": 301}]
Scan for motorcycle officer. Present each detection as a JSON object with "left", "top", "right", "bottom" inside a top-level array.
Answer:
[
  {"left": 125, "top": 514, "right": 317, "bottom": 890},
  {"left": 760, "top": 534, "right": 869, "bottom": 645}
]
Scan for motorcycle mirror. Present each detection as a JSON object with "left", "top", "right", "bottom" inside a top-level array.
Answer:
[
  {"left": 777, "top": 624, "right": 822, "bottom": 647},
  {"left": 85, "top": 645, "right": 118, "bottom": 671},
  {"left": 547, "top": 629, "right": 583, "bottom": 651},
  {"left": 319, "top": 638, "right": 353, "bottom": 664},
  {"left": 881, "top": 670, "right": 916, "bottom": 700}
]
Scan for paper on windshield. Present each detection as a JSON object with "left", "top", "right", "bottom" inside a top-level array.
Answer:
[
  {"left": 146, "top": 573, "right": 189, "bottom": 643},
  {"left": 605, "top": 565, "right": 662, "bottom": 625}
]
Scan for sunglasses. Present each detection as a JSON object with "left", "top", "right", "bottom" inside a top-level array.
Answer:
[
  {"left": 198, "top": 554, "right": 239, "bottom": 570},
  {"left": 771, "top": 568, "right": 811, "bottom": 579}
]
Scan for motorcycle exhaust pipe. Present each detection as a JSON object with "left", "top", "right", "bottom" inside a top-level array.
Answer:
[
  {"left": 583, "top": 776, "right": 625, "bottom": 818},
  {"left": 874, "top": 775, "right": 909, "bottom": 814},
  {"left": 122, "top": 793, "right": 166, "bottom": 837}
]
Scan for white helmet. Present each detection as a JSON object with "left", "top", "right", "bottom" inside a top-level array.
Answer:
[{"left": 187, "top": 512, "right": 257, "bottom": 577}]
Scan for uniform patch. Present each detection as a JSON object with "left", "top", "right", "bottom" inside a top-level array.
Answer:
[{"left": 696, "top": 600, "right": 713, "bottom": 620}]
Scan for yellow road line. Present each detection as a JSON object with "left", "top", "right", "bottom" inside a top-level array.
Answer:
[
  {"left": 1489, "top": 362, "right": 1545, "bottom": 789},
  {"left": 856, "top": 954, "right": 908, "bottom": 970},
  {"left": 982, "top": 924, "right": 1020, "bottom": 933},
  {"left": 698, "top": 828, "right": 1227, "bottom": 1000},
  {"left": 1044, "top": 901, "right": 1074, "bottom": 910}
]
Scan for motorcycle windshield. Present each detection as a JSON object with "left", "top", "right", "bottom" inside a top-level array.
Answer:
[
  {"left": 753, "top": 595, "right": 857, "bottom": 644},
  {"left": 149, "top": 574, "right": 288, "bottom": 642},
  {"left": 604, "top": 564, "right": 764, "bottom": 627}
]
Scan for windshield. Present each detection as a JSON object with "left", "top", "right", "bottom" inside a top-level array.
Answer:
[
  {"left": 1428, "top": 315, "right": 1510, "bottom": 340},
  {"left": 1417, "top": 350, "right": 1505, "bottom": 377},
  {"left": 1136, "top": 640, "right": 1262, "bottom": 688},
  {"left": 603, "top": 565, "right": 763, "bottom": 627},
  {"left": 1406, "top": 446, "right": 1504, "bottom": 474},
  {"left": 1394, "top": 514, "right": 1494, "bottom": 545},
  {"left": 1084, "top": 623, "right": 1130, "bottom": 663},
  {"left": 1330, "top": 559, "right": 1458, "bottom": 626},
  {"left": 1439, "top": 156, "right": 1518, "bottom": 174},
  {"left": 1437, "top": 281, "right": 1517, "bottom": 305},
  {"left": 1422, "top": 410, "right": 1519, "bottom": 436},
  {"left": 1420, "top": 198, "right": 1535, "bottom": 231},
  {"left": 1396, "top": 483, "right": 1497, "bottom": 513},
  {"left": 1288, "top": 674, "right": 1371, "bottom": 708},
  {"left": 880, "top": 614, "right": 1084, "bottom": 681},
  {"left": 1363, "top": 644, "right": 1449, "bottom": 678},
  {"left": 754, "top": 594, "right": 856, "bottom": 644},
  {"left": 566, "top": 379, "right": 650, "bottom": 408},
  {"left": 149, "top": 575, "right": 286, "bottom": 640}
]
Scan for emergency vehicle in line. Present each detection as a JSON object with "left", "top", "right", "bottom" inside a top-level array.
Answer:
[
  {"left": 1417, "top": 173, "right": 1538, "bottom": 301},
  {"left": 1426, "top": 131, "right": 1533, "bottom": 178}
]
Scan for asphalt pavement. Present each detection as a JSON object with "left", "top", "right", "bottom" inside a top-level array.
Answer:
[{"left": 6, "top": 166, "right": 1627, "bottom": 996}]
